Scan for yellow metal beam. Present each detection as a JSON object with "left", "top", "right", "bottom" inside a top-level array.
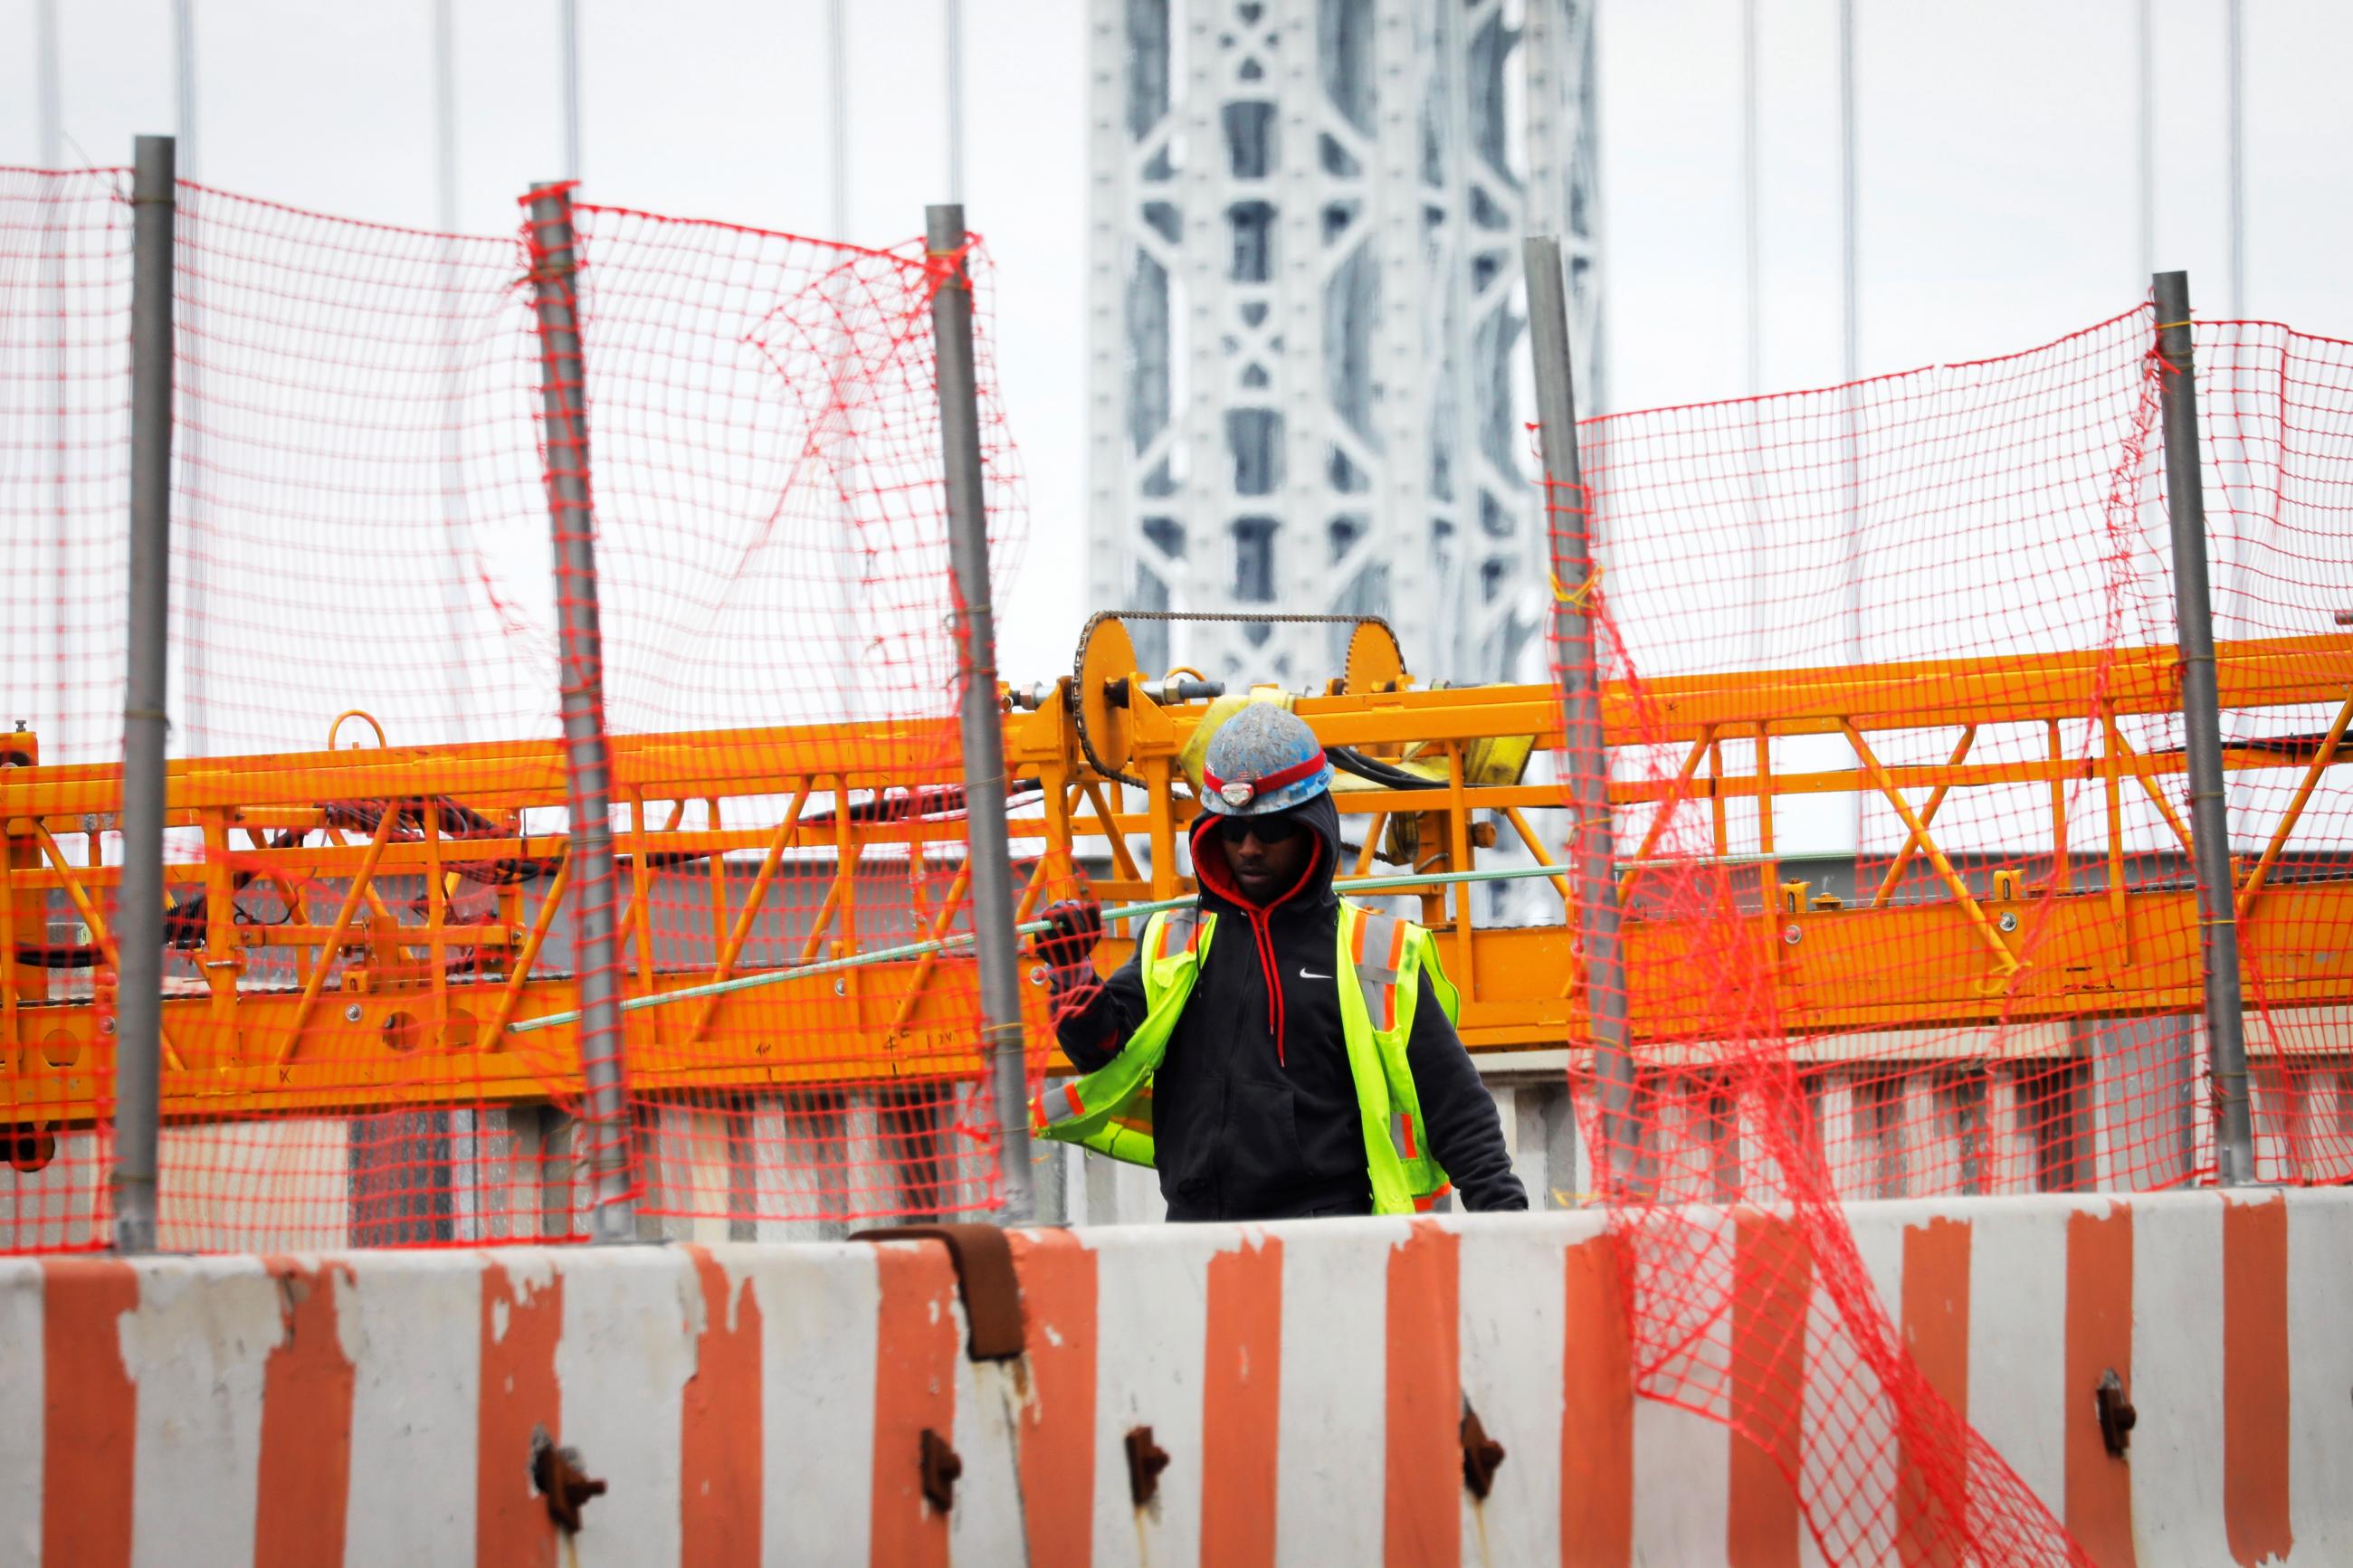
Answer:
[{"left": 0, "top": 631, "right": 2347, "bottom": 1136}]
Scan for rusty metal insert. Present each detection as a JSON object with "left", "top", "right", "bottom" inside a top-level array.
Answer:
[
  {"left": 529, "top": 1426, "right": 606, "bottom": 1533},
  {"left": 919, "top": 1427, "right": 963, "bottom": 1513},
  {"left": 1461, "top": 1402, "right": 1508, "bottom": 1500},
  {"left": 851, "top": 1221, "right": 1029, "bottom": 1361},
  {"left": 2094, "top": 1368, "right": 2137, "bottom": 1458},
  {"left": 1124, "top": 1425, "right": 1171, "bottom": 1507}
]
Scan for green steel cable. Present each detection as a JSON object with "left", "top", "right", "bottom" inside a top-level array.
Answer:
[{"left": 505, "top": 860, "right": 1574, "bottom": 1034}]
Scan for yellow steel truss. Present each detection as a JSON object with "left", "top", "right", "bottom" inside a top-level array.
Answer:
[{"left": 1, "top": 631, "right": 2347, "bottom": 1136}]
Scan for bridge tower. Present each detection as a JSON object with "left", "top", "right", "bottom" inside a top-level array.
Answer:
[{"left": 1084, "top": 0, "right": 1604, "bottom": 689}]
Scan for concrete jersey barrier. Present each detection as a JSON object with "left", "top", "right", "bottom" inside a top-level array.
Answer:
[{"left": 0, "top": 1189, "right": 2345, "bottom": 1565}]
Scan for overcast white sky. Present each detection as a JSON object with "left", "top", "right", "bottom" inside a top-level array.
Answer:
[{"left": 5, "top": 0, "right": 2349, "bottom": 690}]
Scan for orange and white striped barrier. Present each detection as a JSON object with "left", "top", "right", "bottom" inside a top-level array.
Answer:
[{"left": 0, "top": 1190, "right": 2343, "bottom": 1565}]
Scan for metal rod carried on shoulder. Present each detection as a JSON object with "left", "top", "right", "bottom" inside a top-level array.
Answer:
[
  {"left": 507, "top": 860, "right": 1581, "bottom": 1035},
  {"left": 2150, "top": 271, "right": 2259, "bottom": 1186}
]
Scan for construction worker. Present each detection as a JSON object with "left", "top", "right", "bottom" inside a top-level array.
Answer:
[{"left": 1031, "top": 703, "right": 1528, "bottom": 1221}]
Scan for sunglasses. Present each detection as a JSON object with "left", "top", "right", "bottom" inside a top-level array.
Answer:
[{"left": 1214, "top": 812, "right": 1304, "bottom": 846}]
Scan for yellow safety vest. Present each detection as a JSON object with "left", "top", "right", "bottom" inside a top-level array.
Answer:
[{"left": 1029, "top": 899, "right": 1462, "bottom": 1215}]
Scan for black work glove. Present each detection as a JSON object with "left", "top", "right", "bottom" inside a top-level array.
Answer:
[{"left": 1034, "top": 897, "right": 1103, "bottom": 978}]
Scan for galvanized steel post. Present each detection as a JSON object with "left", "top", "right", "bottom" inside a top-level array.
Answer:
[
  {"left": 524, "top": 180, "right": 635, "bottom": 1240},
  {"left": 1525, "top": 234, "right": 1636, "bottom": 1193},
  {"left": 929, "top": 204, "right": 1036, "bottom": 1223},
  {"left": 2150, "top": 271, "right": 2259, "bottom": 1187},
  {"left": 114, "top": 135, "right": 176, "bottom": 1254}
]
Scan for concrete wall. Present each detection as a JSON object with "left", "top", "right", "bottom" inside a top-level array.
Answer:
[
  {"left": 10, "top": 1033, "right": 2345, "bottom": 1246},
  {"left": 1, "top": 1189, "right": 2344, "bottom": 1565}
]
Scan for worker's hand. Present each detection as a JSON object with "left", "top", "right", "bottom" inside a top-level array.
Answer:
[{"left": 1034, "top": 897, "right": 1103, "bottom": 974}]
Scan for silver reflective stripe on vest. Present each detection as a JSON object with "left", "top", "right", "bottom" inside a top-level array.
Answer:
[
  {"left": 1037, "top": 1080, "right": 1085, "bottom": 1126},
  {"left": 1355, "top": 911, "right": 1403, "bottom": 1026},
  {"left": 1389, "top": 1109, "right": 1415, "bottom": 1161},
  {"left": 1158, "top": 907, "right": 1201, "bottom": 961}
]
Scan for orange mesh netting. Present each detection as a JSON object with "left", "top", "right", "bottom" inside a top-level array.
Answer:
[
  {"left": 0, "top": 166, "right": 1023, "bottom": 1249},
  {"left": 1548, "top": 302, "right": 2353, "bottom": 1563},
  {"left": 0, "top": 168, "right": 134, "bottom": 1231},
  {"left": 5, "top": 157, "right": 2351, "bottom": 1561}
]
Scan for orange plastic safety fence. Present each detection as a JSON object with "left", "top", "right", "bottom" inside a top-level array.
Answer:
[
  {"left": 1546, "top": 302, "right": 2352, "bottom": 1563},
  {"left": 552, "top": 196, "right": 1026, "bottom": 1239},
  {"left": 2193, "top": 318, "right": 2353, "bottom": 1179},
  {"left": 0, "top": 168, "right": 132, "bottom": 1238},
  {"left": 0, "top": 166, "right": 1023, "bottom": 1250}
]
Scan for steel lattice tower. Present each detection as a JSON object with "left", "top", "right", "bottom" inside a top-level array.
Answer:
[{"left": 1085, "top": 0, "right": 1603, "bottom": 689}]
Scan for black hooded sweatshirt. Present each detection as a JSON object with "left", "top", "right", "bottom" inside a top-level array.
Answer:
[{"left": 1053, "top": 790, "right": 1528, "bottom": 1221}]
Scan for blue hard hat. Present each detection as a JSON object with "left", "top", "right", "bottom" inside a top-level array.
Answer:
[{"left": 1199, "top": 704, "right": 1334, "bottom": 817}]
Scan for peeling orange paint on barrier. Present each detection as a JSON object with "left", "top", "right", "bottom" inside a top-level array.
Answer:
[
  {"left": 1560, "top": 1232, "right": 1634, "bottom": 1567},
  {"left": 2223, "top": 1194, "right": 2292, "bottom": 1566},
  {"left": 1897, "top": 1217, "right": 1972, "bottom": 1567},
  {"left": 869, "top": 1240, "right": 958, "bottom": 1568},
  {"left": 38, "top": 1257, "right": 138, "bottom": 1568},
  {"left": 477, "top": 1259, "right": 564, "bottom": 1568},
  {"left": 1009, "top": 1228, "right": 1099, "bottom": 1568},
  {"left": 1728, "top": 1212, "right": 1808, "bottom": 1568},
  {"left": 1386, "top": 1221, "right": 1462, "bottom": 1568},
  {"left": 2063, "top": 1206, "right": 2135, "bottom": 1568},
  {"left": 681, "top": 1247, "right": 763, "bottom": 1567},
  {"left": 1201, "top": 1233, "right": 1283, "bottom": 1567},
  {"left": 253, "top": 1258, "right": 358, "bottom": 1568}
]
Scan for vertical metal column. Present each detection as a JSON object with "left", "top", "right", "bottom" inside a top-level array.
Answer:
[
  {"left": 1525, "top": 234, "right": 1634, "bottom": 1193},
  {"left": 828, "top": 0, "right": 851, "bottom": 240},
  {"left": 524, "top": 181, "right": 634, "bottom": 1240},
  {"left": 944, "top": 0, "right": 966, "bottom": 204},
  {"left": 2135, "top": 0, "right": 2155, "bottom": 286},
  {"left": 115, "top": 135, "right": 176, "bottom": 1254},
  {"left": 2150, "top": 271, "right": 2258, "bottom": 1186},
  {"left": 1740, "top": 0, "right": 1760, "bottom": 398},
  {"left": 1837, "top": 0, "right": 1864, "bottom": 860},
  {"left": 35, "top": 2, "right": 61, "bottom": 166},
  {"left": 433, "top": 0, "right": 467, "bottom": 743},
  {"left": 170, "top": 3, "right": 208, "bottom": 752},
  {"left": 558, "top": 0, "right": 582, "bottom": 183},
  {"left": 929, "top": 204, "right": 1035, "bottom": 1224},
  {"left": 2224, "top": 0, "right": 2244, "bottom": 315}
]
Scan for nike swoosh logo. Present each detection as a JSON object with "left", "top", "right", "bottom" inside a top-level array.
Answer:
[{"left": 1298, "top": 968, "right": 1332, "bottom": 980}]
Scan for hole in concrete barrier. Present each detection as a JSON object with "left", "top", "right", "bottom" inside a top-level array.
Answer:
[
  {"left": 40, "top": 1029, "right": 79, "bottom": 1069},
  {"left": 381, "top": 1011, "right": 424, "bottom": 1053}
]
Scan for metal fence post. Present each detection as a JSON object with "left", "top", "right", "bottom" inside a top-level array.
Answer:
[
  {"left": 928, "top": 204, "right": 1036, "bottom": 1224},
  {"left": 2150, "top": 271, "right": 2259, "bottom": 1186},
  {"left": 524, "top": 180, "right": 634, "bottom": 1240},
  {"left": 114, "top": 135, "right": 176, "bottom": 1254},
  {"left": 1525, "top": 234, "right": 1636, "bottom": 1194}
]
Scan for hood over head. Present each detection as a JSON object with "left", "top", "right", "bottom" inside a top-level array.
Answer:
[{"left": 1189, "top": 787, "right": 1342, "bottom": 917}]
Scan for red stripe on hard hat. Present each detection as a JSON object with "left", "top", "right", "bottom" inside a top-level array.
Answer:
[{"left": 1203, "top": 748, "right": 1327, "bottom": 803}]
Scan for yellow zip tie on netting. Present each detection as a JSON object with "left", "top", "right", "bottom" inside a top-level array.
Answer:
[{"left": 1551, "top": 565, "right": 1604, "bottom": 613}]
